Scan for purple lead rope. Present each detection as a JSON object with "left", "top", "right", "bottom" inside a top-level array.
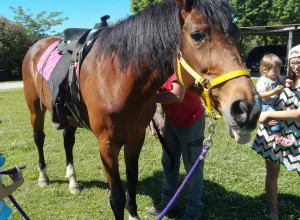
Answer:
[
  {"left": 8, "top": 195, "right": 30, "bottom": 220},
  {"left": 156, "top": 145, "right": 210, "bottom": 220},
  {"left": 0, "top": 166, "right": 26, "bottom": 175},
  {"left": 1, "top": 183, "right": 30, "bottom": 220}
]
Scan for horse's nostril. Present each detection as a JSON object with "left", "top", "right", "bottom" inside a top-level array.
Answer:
[{"left": 231, "top": 100, "right": 248, "bottom": 124}]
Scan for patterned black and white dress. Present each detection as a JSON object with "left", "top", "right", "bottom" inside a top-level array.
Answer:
[{"left": 252, "top": 86, "right": 300, "bottom": 171}]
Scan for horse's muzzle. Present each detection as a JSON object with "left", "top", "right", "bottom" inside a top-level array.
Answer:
[{"left": 230, "top": 90, "right": 262, "bottom": 133}]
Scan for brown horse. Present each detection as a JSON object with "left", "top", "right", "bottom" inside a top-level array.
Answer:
[{"left": 22, "top": 0, "right": 261, "bottom": 219}]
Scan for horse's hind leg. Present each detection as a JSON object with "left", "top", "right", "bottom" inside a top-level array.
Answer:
[
  {"left": 124, "top": 133, "right": 145, "bottom": 220},
  {"left": 63, "top": 126, "right": 81, "bottom": 194},
  {"left": 29, "top": 103, "right": 49, "bottom": 187}
]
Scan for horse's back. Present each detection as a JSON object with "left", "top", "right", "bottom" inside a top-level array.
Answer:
[
  {"left": 22, "top": 36, "right": 59, "bottom": 84},
  {"left": 22, "top": 36, "right": 60, "bottom": 113}
]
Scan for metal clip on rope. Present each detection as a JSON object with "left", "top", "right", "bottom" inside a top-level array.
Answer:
[
  {"left": 198, "top": 114, "right": 216, "bottom": 161},
  {"left": 203, "top": 114, "right": 216, "bottom": 149}
]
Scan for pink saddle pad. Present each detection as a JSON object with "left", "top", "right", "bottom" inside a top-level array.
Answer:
[{"left": 36, "top": 41, "right": 62, "bottom": 81}]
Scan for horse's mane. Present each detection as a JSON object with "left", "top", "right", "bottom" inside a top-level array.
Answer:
[
  {"left": 187, "top": 0, "right": 235, "bottom": 33},
  {"left": 97, "top": 0, "right": 236, "bottom": 82}
]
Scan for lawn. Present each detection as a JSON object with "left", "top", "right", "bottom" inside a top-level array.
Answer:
[{"left": 0, "top": 83, "right": 299, "bottom": 220}]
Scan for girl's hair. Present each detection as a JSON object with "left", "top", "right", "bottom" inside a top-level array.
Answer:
[
  {"left": 259, "top": 53, "right": 282, "bottom": 76},
  {"left": 288, "top": 59, "right": 297, "bottom": 82},
  {"left": 288, "top": 45, "right": 300, "bottom": 82}
]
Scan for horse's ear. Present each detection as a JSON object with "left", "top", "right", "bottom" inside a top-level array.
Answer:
[
  {"left": 175, "top": 0, "right": 195, "bottom": 11},
  {"left": 175, "top": 0, "right": 186, "bottom": 8},
  {"left": 175, "top": 0, "right": 189, "bottom": 19}
]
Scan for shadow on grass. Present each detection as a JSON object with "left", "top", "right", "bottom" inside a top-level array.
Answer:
[
  {"left": 137, "top": 170, "right": 300, "bottom": 220},
  {"left": 79, "top": 180, "right": 110, "bottom": 189},
  {"left": 47, "top": 168, "right": 300, "bottom": 219},
  {"left": 49, "top": 179, "right": 110, "bottom": 189}
]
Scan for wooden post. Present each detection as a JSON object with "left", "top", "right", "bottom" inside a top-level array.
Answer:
[
  {"left": 288, "top": 31, "right": 293, "bottom": 51},
  {"left": 239, "top": 36, "right": 244, "bottom": 59},
  {"left": 287, "top": 31, "right": 294, "bottom": 74},
  {"left": 263, "top": 35, "right": 268, "bottom": 45}
]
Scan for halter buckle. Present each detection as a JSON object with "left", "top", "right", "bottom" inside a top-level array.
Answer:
[
  {"left": 177, "top": 52, "right": 182, "bottom": 62},
  {"left": 194, "top": 79, "right": 199, "bottom": 87},
  {"left": 201, "top": 79, "right": 212, "bottom": 90}
]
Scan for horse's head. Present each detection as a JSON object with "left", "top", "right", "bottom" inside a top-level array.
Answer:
[{"left": 175, "top": 0, "right": 261, "bottom": 144}]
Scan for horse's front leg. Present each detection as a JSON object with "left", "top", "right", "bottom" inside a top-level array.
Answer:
[
  {"left": 63, "top": 126, "right": 81, "bottom": 194},
  {"left": 99, "top": 138, "right": 125, "bottom": 220},
  {"left": 124, "top": 132, "right": 145, "bottom": 220}
]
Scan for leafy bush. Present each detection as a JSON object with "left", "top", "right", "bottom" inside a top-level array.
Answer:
[{"left": 0, "top": 16, "right": 34, "bottom": 79}]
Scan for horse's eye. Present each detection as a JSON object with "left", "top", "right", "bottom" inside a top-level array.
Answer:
[{"left": 191, "top": 31, "right": 206, "bottom": 43}]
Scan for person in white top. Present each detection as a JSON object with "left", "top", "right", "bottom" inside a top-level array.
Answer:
[
  {"left": 253, "top": 44, "right": 300, "bottom": 220},
  {"left": 256, "top": 53, "right": 293, "bottom": 147}
]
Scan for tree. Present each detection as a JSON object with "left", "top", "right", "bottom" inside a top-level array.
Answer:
[
  {"left": 130, "top": 0, "right": 161, "bottom": 14},
  {"left": 0, "top": 7, "right": 68, "bottom": 79},
  {"left": 9, "top": 6, "right": 69, "bottom": 39},
  {"left": 230, "top": 0, "right": 300, "bottom": 27},
  {"left": 230, "top": 0, "right": 300, "bottom": 56},
  {"left": 0, "top": 16, "right": 33, "bottom": 78}
]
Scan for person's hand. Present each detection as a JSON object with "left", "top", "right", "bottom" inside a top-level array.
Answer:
[
  {"left": 266, "top": 119, "right": 278, "bottom": 126},
  {"left": 8, "top": 166, "right": 24, "bottom": 185},
  {"left": 259, "top": 112, "right": 268, "bottom": 124},
  {"left": 259, "top": 112, "right": 276, "bottom": 124},
  {"left": 285, "top": 79, "right": 294, "bottom": 87},
  {"left": 273, "top": 85, "right": 284, "bottom": 93}
]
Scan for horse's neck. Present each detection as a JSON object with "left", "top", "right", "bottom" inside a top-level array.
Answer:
[{"left": 134, "top": 70, "right": 169, "bottom": 99}]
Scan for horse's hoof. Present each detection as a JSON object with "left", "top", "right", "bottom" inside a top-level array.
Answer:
[
  {"left": 128, "top": 214, "right": 141, "bottom": 220},
  {"left": 38, "top": 167, "right": 49, "bottom": 187},
  {"left": 38, "top": 180, "right": 49, "bottom": 188},
  {"left": 68, "top": 176, "right": 81, "bottom": 194},
  {"left": 69, "top": 186, "right": 81, "bottom": 194}
]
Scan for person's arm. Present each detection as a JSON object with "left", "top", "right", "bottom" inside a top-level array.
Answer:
[
  {"left": 258, "top": 85, "right": 284, "bottom": 99},
  {"left": 259, "top": 109, "right": 300, "bottom": 124},
  {"left": 0, "top": 166, "right": 24, "bottom": 200},
  {"left": 155, "top": 81, "right": 185, "bottom": 104}
]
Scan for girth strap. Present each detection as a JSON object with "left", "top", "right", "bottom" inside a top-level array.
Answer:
[{"left": 66, "top": 15, "right": 110, "bottom": 130}]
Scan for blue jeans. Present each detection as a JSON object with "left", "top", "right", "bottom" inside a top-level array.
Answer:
[
  {"left": 161, "top": 115, "right": 205, "bottom": 217},
  {"left": 262, "top": 104, "right": 281, "bottom": 133}
]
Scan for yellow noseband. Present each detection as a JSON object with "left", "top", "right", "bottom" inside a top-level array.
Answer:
[{"left": 177, "top": 53, "right": 251, "bottom": 119}]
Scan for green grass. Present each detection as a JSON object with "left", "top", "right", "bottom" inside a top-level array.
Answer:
[{"left": 0, "top": 82, "right": 299, "bottom": 220}]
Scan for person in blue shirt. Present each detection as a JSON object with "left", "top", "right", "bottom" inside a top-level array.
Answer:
[{"left": 0, "top": 154, "right": 24, "bottom": 219}]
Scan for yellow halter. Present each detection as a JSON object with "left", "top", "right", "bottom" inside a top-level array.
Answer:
[{"left": 177, "top": 53, "right": 251, "bottom": 119}]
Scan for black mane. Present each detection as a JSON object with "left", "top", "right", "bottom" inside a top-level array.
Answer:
[
  {"left": 97, "top": 0, "right": 236, "bottom": 81},
  {"left": 186, "top": 0, "right": 235, "bottom": 32}
]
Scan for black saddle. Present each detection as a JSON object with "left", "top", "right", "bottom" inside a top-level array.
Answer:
[
  {"left": 46, "top": 15, "right": 110, "bottom": 130},
  {"left": 57, "top": 28, "right": 89, "bottom": 54},
  {"left": 57, "top": 15, "right": 111, "bottom": 55}
]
